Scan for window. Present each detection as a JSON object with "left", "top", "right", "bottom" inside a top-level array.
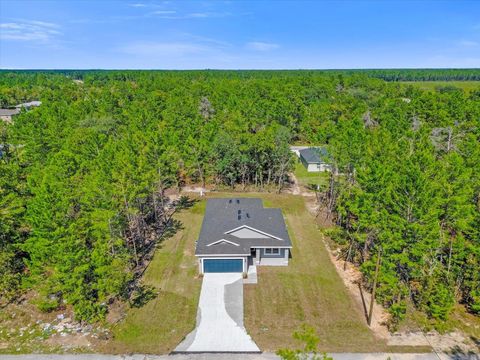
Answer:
[{"left": 265, "top": 248, "right": 280, "bottom": 255}]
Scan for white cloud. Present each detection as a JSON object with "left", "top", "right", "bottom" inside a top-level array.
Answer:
[
  {"left": 180, "top": 33, "right": 231, "bottom": 48},
  {"left": 0, "top": 20, "right": 61, "bottom": 43},
  {"left": 246, "top": 41, "right": 279, "bottom": 51},
  {"left": 129, "top": 3, "right": 147, "bottom": 7},
  {"left": 458, "top": 39, "right": 478, "bottom": 47},
  {"left": 0, "top": 20, "right": 62, "bottom": 44},
  {"left": 187, "top": 13, "right": 210, "bottom": 18},
  {"left": 152, "top": 10, "right": 177, "bottom": 15},
  {"left": 150, "top": 11, "right": 230, "bottom": 19},
  {"left": 118, "top": 41, "right": 209, "bottom": 56}
]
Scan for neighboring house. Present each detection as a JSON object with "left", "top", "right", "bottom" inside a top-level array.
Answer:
[
  {"left": 0, "top": 108, "right": 20, "bottom": 123},
  {"left": 299, "top": 147, "right": 332, "bottom": 172},
  {"left": 0, "top": 101, "right": 41, "bottom": 123},
  {"left": 15, "top": 101, "right": 42, "bottom": 109},
  {"left": 195, "top": 198, "right": 292, "bottom": 274}
]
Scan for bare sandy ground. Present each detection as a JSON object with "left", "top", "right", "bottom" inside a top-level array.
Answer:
[{"left": 293, "top": 178, "right": 479, "bottom": 354}]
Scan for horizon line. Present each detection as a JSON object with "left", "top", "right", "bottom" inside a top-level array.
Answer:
[{"left": 1, "top": 67, "right": 480, "bottom": 71}]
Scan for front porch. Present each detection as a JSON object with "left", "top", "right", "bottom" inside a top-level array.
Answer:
[{"left": 249, "top": 247, "right": 290, "bottom": 267}]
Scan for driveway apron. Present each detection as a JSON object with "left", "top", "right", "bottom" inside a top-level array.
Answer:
[{"left": 175, "top": 273, "right": 260, "bottom": 353}]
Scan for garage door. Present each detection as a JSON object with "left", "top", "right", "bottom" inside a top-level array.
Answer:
[{"left": 203, "top": 259, "right": 243, "bottom": 273}]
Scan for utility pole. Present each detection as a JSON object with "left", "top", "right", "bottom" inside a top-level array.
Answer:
[{"left": 368, "top": 246, "right": 382, "bottom": 326}]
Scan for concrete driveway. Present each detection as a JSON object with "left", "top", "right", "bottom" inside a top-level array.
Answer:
[{"left": 175, "top": 273, "right": 260, "bottom": 353}]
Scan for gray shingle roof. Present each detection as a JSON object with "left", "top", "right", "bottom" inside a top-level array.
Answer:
[
  {"left": 0, "top": 109, "right": 20, "bottom": 116},
  {"left": 195, "top": 198, "right": 292, "bottom": 256},
  {"left": 299, "top": 147, "right": 329, "bottom": 164}
]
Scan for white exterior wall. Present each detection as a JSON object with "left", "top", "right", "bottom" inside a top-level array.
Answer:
[
  {"left": 307, "top": 163, "right": 332, "bottom": 173},
  {"left": 257, "top": 248, "right": 289, "bottom": 266},
  {"left": 307, "top": 163, "right": 320, "bottom": 172}
]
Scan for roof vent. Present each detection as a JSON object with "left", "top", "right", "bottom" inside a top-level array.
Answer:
[
  {"left": 246, "top": 213, "right": 250, "bottom": 218},
  {"left": 238, "top": 215, "right": 241, "bottom": 220},
  {"left": 236, "top": 199, "right": 240, "bottom": 204},
  {"left": 229, "top": 199, "right": 232, "bottom": 204},
  {"left": 238, "top": 209, "right": 241, "bottom": 215}
]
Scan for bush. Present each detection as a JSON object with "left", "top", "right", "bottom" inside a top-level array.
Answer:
[
  {"left": 467, "top": 289, "right": 480, "bottom": 315},
  {"left": 73, "top": 300, "right": 107, "bottom": 322},
  {"left": 388, "top": 301, "right": 407, "bottom": 330},
  {"left": 277, "top": 324, "right": 333, "bottom": 360},
  {"left": 425, "top": 284, "right": 455, "bottom": 321},
  {"left": 36, "top": 296, "right": 60, "bottom": 313}
]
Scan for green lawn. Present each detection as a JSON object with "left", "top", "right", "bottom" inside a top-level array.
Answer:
[
  {"left": 400, "top": 81, "right": 480, "bottom": 92},
  {"left": 102, "top": 192, "right": 430, "bottom": 353},
  {"left": 101, "top": 201, "right": 204, "bottom": 354},
  {"left": 242, "top": 193, "right": 386, "bottom": 352},
  {"left": 293, "top": 159, "right": 330, "bottom": 189}
]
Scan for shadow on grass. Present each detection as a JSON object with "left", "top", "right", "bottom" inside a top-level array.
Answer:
[
  {"left": 172, "top": 195, "right": 198, "bottom": 211},
  {"left": 160, "top": 218, "right": 184, "bottom": 242},
  {"left": 122, "top": 196, "right": 197, "bottom": 307},
  {"left": 357, "top": 282, "right": 369, "bottom": 323},
  {"left": 130, "top": 284, "right": 158, "bottom": 308}
]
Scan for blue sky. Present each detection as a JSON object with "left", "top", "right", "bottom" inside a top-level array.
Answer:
[{"left": 1, "top": 0, "right": 479, "bottom": 69}]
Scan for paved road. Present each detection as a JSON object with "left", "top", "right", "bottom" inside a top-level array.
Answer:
[
  {"left": 174, "top": 273, "right": 260, "bottom": 352},
  {"left": 0, "top": 353, "right": 478, "bottom": 360}
]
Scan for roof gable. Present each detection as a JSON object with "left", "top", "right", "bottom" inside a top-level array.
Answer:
[
  {"left": 226, "top": 225, "right": 282, "bottom": 240},
  {"left": 207, "top": 239, "right": 240, "bottom": 247}
]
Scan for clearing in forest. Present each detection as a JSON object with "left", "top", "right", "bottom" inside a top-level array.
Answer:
[{"left": 101, "top": 192, "right": 431, "bottom": 353}]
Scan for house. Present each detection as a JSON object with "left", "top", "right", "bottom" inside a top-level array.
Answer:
[
  {"left": 15, "top": 101, "right": 42, "bottom": 109},
  {"left": 195, "top": 198, "right": 292, "bottom": 274},
  {"left": 0, "top": 108, "right": 20, "bottom": 123},
  {"left": 299, "top": 147, "right": 332, "bottom": 172},
  {"left": 1, "top": 101, "right": 41, "bottom": 123}
]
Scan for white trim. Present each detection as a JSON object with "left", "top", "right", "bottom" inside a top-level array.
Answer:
[
  {"left": 206, "top": 238, "right": 240, "bottom": 247},
  {"left": 225, "top": 225, "right": 283, "bottom": 241},
  {"left": 252, "top": 246, "right": 292, "bottom": 249},
  {"left": 196, "top": 253, "right": 250, "bottom": 257},
  {"left": 265, "top": 248, "right": 280, "bottom": 255},
  {"left": 200, "top": 257, "right": 246, "bottom": 274}
]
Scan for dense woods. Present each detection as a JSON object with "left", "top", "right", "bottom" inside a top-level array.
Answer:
[
  {"left": 337, "top": 68, "right": 480, "bottom": 81},
  {"left": 0, "top": 70, "right": 478, "bottom": 327}
]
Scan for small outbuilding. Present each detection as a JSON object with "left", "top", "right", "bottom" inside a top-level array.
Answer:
[
  {"left": 15, "top": 101, "right": 42, "bottom": 109},
  {"left": 299, "top": 147, "right": 331, "bottom": 172},
  {"left": 0, "top": 109, "right": 20, "bottom": 123},
  {"left": 1, "top": 101, "right": 42, "bottom": 123}
]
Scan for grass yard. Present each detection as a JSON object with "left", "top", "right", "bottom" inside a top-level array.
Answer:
[
  {"left": 293, "top": 159, "right": 330, "bottom": 189},
  {"left": 101, "top": 191, "right": 431, "bottom": 354},
  {"left": 100, "top": 201, "right": 204, "bottom": 354},
  {"left": 241, "top": 193, "right": 386, "bottom": 352},
  {"left": 400, "top": 81, "right": 480, "bottom": 92}
]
